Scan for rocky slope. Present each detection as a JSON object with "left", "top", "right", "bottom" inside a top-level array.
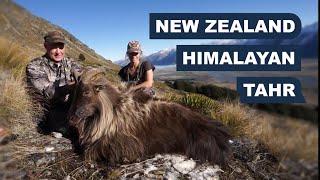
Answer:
[{"left": 1, "top": 131, "right": 317, "bottom": 179}]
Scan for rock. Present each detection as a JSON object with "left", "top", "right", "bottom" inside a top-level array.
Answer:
[
  {"left": 44, "top": 146, "right": 54, "bottom": 152},
  {"left": 234, "top": 167, "right": 242, "bottom": 173},
  {"left": 45, "top": 171, "right": 52, "bottom": 176},
  {"left": 189, "top": 165, "right": 223, "bottom": 180},
  {"left": 116, "top": 154, "right": 224, "bottom": 179},
  {"left": 165, "top": 171, "right": 179, "bottom": 180},
  {"left": 154, "top": 154, "right": 163, "bottom": 160},
  {"left": 50, "top": 139, "right": 59, "bottom": 144},
  {"left": 173, "top": 159, "right": 196, "bottom": 174},
  {"left": 0, "top": 127, "right": 16, "bottom": 145},
  {"left": 36, "top": 157, "right": 47, "bottom": 166},
  {"left": 144, "top": 164, "right": 157, "bottom": 174},
  {"left": 133, "top": 174, "right": 140, "bottom": 178},
  {"left": 167, "top": 154, "right": 185, "bottom": 164},
  {"left": 89, "top": 163, "right": 95, "bottom": 169},
  {"left": 51, "top": 132, "right": 63, "bottom": 138}
]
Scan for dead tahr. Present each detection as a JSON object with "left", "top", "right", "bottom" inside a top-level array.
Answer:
[{"left": 68, "top": 68, "right": 232, "bottom": 166}]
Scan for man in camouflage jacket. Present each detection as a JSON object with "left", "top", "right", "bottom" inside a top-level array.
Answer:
[{"left": 26, "top": 31, "right": 82, "bottom": 134}]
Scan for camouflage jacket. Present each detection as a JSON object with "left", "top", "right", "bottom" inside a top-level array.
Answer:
[{"left": 26, "top": 55, "right": 82, "bottom": 103}]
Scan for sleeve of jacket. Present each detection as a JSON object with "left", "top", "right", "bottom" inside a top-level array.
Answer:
[{"left": 26, "top": 61, "right": 57, "bottom": 100}]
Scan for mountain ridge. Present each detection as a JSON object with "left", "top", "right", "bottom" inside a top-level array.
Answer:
[
  {"left": 123, "top": 22, "right": 318, "bottom": 66},
  {"left": 0, "top": 0, "right": 119, "bottom": 70}
]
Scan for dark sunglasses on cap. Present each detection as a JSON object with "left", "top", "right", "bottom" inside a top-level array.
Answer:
[{"left": 129, "top": 52, "right": 139, "bottom": 56}]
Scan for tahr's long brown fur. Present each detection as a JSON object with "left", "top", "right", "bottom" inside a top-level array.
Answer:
[{"left": 68, "top": 68, "right": 232, "bottom": 165}]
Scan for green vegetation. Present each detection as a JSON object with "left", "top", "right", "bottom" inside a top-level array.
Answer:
[
  {"left": 78, "top": 53, "right": 86, "bottom": 61},
  {"left": 172, "top": 80, "right": 239, "bottom": 101},
  {"left": 167, "top": 93, "right": 220, "bottom": 116},
  {"left": 171, "top": 79, "right": 318, "bottom": 123},
  {"left": 166, "top": 93, "right": 249, "bottom": 137}
]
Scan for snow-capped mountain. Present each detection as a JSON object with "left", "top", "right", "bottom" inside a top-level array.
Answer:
[
  {"left": 116, "top": 22, "right": 318, "bottom": 66},
  {"left": 144, "top": 48, "right": 176, "bottom": 65}
]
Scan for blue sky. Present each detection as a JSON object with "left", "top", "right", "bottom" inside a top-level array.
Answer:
[{"left": 15, "top": 0, "right": 318, "bottom": 61}]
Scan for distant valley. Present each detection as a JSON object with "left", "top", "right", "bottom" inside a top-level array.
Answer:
[{"left": 155, "top": 59, "right": 318, "bottom": 106}]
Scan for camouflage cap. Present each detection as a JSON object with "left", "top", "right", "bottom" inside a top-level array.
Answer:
[
  {"left": 44, "top": 31, "right": 66, "bottom": 44},
  {"left": 127, "top": 40, "right": 141, "bottom": 53}
]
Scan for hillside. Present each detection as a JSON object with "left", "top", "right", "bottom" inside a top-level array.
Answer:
[{"left": 0, "top": 0, "right": 119, "bottom": 71}]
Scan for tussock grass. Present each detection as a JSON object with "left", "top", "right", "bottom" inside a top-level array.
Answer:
[
  {"left": 180, "top": 93, "right": 220, "bottom": 115},
  {"left": 165, "top": 93, "right": 248, "bottom": 137},
  {"left": 0, "top": 38, "right": 42, "bottom": 179},
  {"left": 0, "top": 38, "right": 42, "bottom": 178},
  {"left": 214, "top": 100, "right": 318, "bottom": 161},
  {"left": 213, "top": 101, "right": 251, "bottom": 137},
  {"left": 248, "top": 113, "right": 318, "bottom": 161},
  {"left": 0, "top": 37, "right": 30, "bottom": 78},
  {"left": 0, "top": 74, "right": 38, "bottom": 133},
  {"left": 215, "top": 101, "right": 318, "bottom": 161},
  {"left": 171, "top": 93, "right": 220, "bottom": 116},
  {"left": 0, "top": 38, "right": 39, "bottom": 134}
]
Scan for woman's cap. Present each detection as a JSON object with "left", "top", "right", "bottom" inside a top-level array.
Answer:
[{"left": 127, "top": 40, "right": 141, "bottom": 53}]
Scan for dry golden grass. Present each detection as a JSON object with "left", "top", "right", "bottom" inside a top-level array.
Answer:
[
  {"left": 0, "top": 37, "right": 30, "bottom": 78},
  {"left": 214, "top": 101, "right": 318, "bottom": 161},
  {"left": 0, "top": 73, "right": 39, "bottom": 133},
  {"left": 0, "top": 38, "right": 39, "bottom": 134},
  {"left": 248, "top": 112, "right": 318, "bottom": 161},
  {"left": 212, "top": 99, "right": 318, "bottom": 161},
  {"left": 213, "top": 101, "right": 251, "bottom": 137},
  {"left": 162, "top": 90, "right": 318, "bottom": 161}
]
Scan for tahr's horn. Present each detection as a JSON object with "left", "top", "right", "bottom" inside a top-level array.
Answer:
[{"left": 80, "top": 68, "right": 105, "bottom": 83}]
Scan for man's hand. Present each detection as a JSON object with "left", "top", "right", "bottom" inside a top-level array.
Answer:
[
  {"left": 67, "top": 80, "right": 76, "bottom": 86},
  {"left": 53, "top": 80, "right": 76, "bottom": 100},
  {"left": 71, "top": 68, "right": 83, "bottom": 83},
  {"left": 64, "top": 80, "right": 76, "bottom": 93}
]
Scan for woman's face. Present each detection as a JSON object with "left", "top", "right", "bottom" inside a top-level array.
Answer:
[{"left": 128, "top": 51, "right": 140, "bottom": 64}]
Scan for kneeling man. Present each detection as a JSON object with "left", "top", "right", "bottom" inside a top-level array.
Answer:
[{"left": 26, "top": 30, "right": 82, "bottom": 135}]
